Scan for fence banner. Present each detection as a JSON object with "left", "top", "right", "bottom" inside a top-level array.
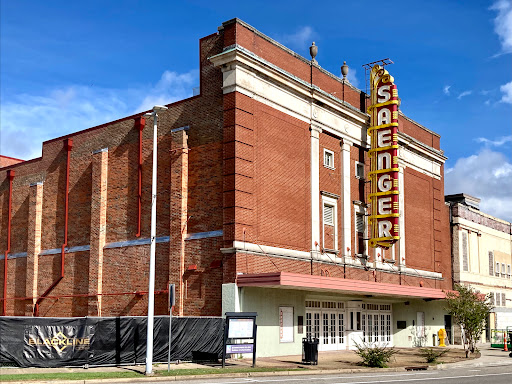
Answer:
[{"left": 0, "top": 316, "right": 223, "bottom": 368}]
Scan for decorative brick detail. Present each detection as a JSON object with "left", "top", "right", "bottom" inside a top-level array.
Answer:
[
  {"left": 25, "top": 182, "right": 43, "bottom": 315},
  {"left": 88, "top": 149, "right": 108, "bottom": 316},
  {"left": 169, "top": 129, "right": 189, "bottom": 316}
]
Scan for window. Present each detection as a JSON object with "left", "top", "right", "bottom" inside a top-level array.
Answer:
[
  {"left": 496, "top": 292, "right": 501, "bottom": 307},
  {"left": 356, "top": 212, "right": 366, "bottom": 255},
  {"left": 489, "top": 252, "right": 494, "bottom": 276},
  {"left": 355, "top": 162, "right": 365, "bottom": 179},
  {"left": 508, "top": 265, "right": 511, "bottom": 279},
  {"left": 502, "top": 263, "right": 506, "bottom": 278},
  {"left": 461, "top": 232, "right": 468, "bottom": 272},
  {"left": 324, "top": 149, "right": 335, "bottom": 169},
  {"left": 502, "top": 293, "right": 506, "bottom": 307},
  {"left": 322, "top": 195, "right": 338, "bottom": 252},
  {"left": 323, "top": 205, "right": 334, "bottom": 226},
  {"left": 490, "top": 293, "right": 495, "bottom": 305},
  {"left": 496, "top": 262, "right": 501, "bottom": 277}
]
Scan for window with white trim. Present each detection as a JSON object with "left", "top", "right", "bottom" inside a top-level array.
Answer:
[
  {"left": 489, "top": 251, "right": 494, "bottom": 276},
  {"left": 324, "top": 149, "right": 335, "bottom": 169},
  {"left": 508, "top": 265, "right": 511, "bottom": 279},
  {"left": 502, "top": 263, "right": 506, "bottom": 278},
  {"left": 496, "top": 262, "right": 501, "bottom": 277},
  {"left": 322, "top": 195, "right": 338, "bottom": 252},
  {"left": 355, "top": 162, "right": 365, "bottom": 179}
]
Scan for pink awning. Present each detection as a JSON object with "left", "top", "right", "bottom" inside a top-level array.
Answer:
[{"left": 236, "top": 272, "right": 447, "bottom": 300}]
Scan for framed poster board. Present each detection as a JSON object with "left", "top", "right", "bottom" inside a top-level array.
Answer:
[
  {"left": 227, "top": 318, "right": 254, "bottom": 339},
  {"left": 279, "top": 306, "right": 294, "bottom": 343}
]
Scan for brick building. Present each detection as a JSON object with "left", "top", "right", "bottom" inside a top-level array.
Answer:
[{"left": 1, "top": 19, "right": 452, "bottom": 355}]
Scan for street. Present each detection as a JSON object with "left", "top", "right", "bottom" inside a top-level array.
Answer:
[{"left": 135, "top": 364, "right": 512, "bottom": 384}]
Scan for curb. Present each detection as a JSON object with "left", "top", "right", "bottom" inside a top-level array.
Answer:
[{"left": 2, "top": 365, "right": 444, "bottom": 384}]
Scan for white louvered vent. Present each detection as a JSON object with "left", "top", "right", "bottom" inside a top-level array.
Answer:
[
  {"left": 324, "top": 205, "right": 334, "bottom": 226},
  {"left": 356, "top": 214, "right": 365, "bottom": 233}
]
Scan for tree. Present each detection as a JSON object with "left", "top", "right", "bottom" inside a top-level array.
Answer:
[{"left": 444, "top": 284, "right": 493, "bottom": 358}]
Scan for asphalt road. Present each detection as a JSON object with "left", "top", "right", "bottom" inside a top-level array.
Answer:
[{"left": 136, "top": 364, "right": 512, "bottom": 384}]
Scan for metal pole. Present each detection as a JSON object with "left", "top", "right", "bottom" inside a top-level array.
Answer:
[
  {"left": 145, "top": 111, "right": 158, "bottom": 375},
  {"left": 167, "top": 309, "right": 172, "bottom": 372}
]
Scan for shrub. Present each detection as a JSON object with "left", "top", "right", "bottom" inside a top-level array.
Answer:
[
  {"left": 354, "top": 341, "right": 397, "bottom": 368},
  {"left": 419, "top": 347, "right": 448, "bottom": 363}
]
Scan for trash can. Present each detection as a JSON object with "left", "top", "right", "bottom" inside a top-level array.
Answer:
[{"left": 302, "top": 338, "right": 319, "bottom": 365}]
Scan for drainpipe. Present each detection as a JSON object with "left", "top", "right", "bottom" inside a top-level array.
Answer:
[
  {"left": 2, "top": 170, "right": 15, "bottom": 316},
  {"left": 136, "top": 117, "right": 145, "bottom": 237},
  {"left": 34, "top": 139, "right": 72, "bottom": 316}
]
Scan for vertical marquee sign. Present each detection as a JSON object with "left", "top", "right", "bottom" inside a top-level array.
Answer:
[{"left": 368, "top": 65, "right": 400, "bottom": 249}]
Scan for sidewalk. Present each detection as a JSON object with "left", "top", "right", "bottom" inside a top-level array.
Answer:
[
  {"left": 1, "top": 344, "right": 510, "bottom": 383},
  {"left": 438, "top": 343, "right": 512, "bottom": 368}
]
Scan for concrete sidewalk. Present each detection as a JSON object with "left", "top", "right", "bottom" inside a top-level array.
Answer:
[
  {"left": 439, "top": 344, "right": 512, "bottom": 368},
  {"left": 1, "top": 344, "right": 510, "bottom": 382}
]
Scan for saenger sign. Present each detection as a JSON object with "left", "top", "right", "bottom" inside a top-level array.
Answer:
[{"left": 368, "top": 64, "right": 400, "bottom": 249}]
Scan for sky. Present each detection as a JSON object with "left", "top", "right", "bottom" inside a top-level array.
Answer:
[{"left": 1, "top": 0, "right": 511, "bottom": 220}]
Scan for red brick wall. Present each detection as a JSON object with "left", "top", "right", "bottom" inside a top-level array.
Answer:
[
  {"left": 0, "top": 32, "right": 226, "bottom": 317},
  {"left": 0, "top": 156, "right": 24, "bottom": 168},
  {"left": 223, "top": 20, "right": 364, "bottom": 113}
]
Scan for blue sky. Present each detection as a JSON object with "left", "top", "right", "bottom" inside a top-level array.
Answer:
[{"left": 1, "top": 0, "right": 511, "bottom": 219}]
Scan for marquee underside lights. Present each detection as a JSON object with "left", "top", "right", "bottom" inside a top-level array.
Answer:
[{"left": 368, "top": 65, "right": 400, "bottom": 249}]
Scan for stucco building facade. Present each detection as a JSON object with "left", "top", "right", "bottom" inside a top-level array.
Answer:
[{"left": 446, "top": 194, "right": 512, "bottom": 343}]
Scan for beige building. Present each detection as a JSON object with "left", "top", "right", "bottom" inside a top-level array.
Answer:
[{"left": 446, "top": 194, "right": 512, "bottom": 343}]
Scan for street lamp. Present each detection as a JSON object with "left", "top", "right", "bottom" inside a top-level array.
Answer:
[{"left": 144, "top": 105, "right": 168, "bottom": 375}]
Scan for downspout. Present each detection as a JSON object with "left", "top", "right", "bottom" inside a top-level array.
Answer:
[
  {"left": 34, "top": 139, "right": 72, "bottom": 316},
  {"left": 136, "top": 117, "right": 145, "bottom": 237},
  {"left": 2, "top": 170, "right": 15, "bottom": 316}
]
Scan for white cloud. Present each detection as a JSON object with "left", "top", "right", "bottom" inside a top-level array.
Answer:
[
  {"left": 346, "top": 68, "right": 359, "bottom": 88},
  {"left": 0, "top": 70, "right": 198, "bottom": 160},
  {"left": 457, "top": 90, "right": 473, "bottom": 99},
  {"left": 443, "top": 85, "right": 451, "bottom": 95},
  {"left": 277, "top": 26, "right": 315, "bottom": 50},
  {"left": 445, "top": 148, "right": 512, "bottom": 222},
  {"left": 135, "top": 70, "right": 197, "bottom": 112},
  {"left": 484, "top": 99, "right": 491, "bottom": 106},
  {"left": 500, "top": 80, "right": 512, "bottom": 103},
  {"left": 475, "top": 135, "right": 512, "bottom": 146},
  {"left": 490, "top": 0, "right": 512, "bottom": 55}
]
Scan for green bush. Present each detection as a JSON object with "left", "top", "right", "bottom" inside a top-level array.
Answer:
[
  {"left": 354, "top": 341, "right": 397, "bottom": 368},
  {"left": 419, "top": 347, "right": 448, "bottom": 363}
]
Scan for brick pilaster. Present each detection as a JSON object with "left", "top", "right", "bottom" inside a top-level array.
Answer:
[
  {"left": 25, "top": 181, "right": 43, "bottom": 316},
  {"left": 88, "top": 148, "right": 108, "bottom": 316},
  {"left": 169, "top": 128, "right": 189, "bottom": 316},
  {"left": 222, "top": 92, "right": 255, "bottom": 279}
]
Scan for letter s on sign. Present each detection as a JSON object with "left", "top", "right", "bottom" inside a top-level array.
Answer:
[{"left": 377, "top": 85, "right": 391, "bottom": 103}]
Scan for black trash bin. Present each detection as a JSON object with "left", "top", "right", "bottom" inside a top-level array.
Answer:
[{"left": 302, "top": 338, "right": 319, "bottom": 365}]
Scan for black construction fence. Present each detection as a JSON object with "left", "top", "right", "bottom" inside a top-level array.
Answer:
[{"left": 0, "top": 316, "right": 224, "bottom": 368}]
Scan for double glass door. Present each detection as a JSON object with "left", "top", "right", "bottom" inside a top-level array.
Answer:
[
  {"left": 362, "top": 312, "right": 392, "bottom": 346},
  {"left": 306, "top": 310, "right": 346, "bottom": 351}
]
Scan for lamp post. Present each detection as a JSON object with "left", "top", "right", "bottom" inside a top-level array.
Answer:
[{"left": 144, "top": 105, "right": 168, "bottom": 375}]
